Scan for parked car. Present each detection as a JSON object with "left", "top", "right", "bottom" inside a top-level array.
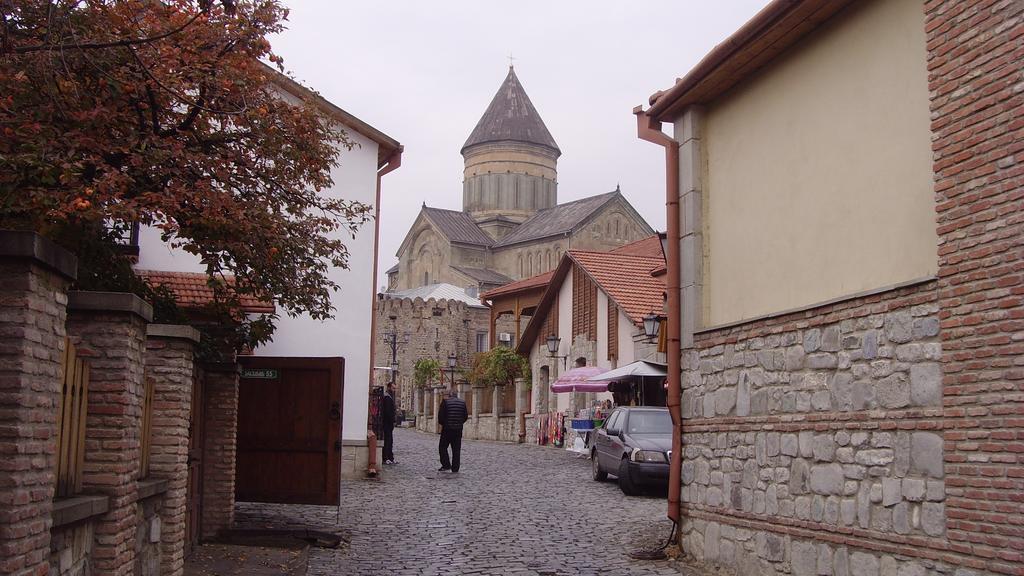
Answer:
[{"left": 591, "top": 407, "right": 672, "bottom": 495}]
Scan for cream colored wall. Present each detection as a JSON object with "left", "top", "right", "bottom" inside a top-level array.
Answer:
[
  {"left": 597, "top": 291, "right": 609, "bottom": 368},
  {"left": 700, "top": 0, "right": 936, "bottom": 326},
  {"left": 555, "top": 271, "right": 573, "bottom": 414},
  {"left": 618, "top": 309, "right": 636, "bottom": 365}
]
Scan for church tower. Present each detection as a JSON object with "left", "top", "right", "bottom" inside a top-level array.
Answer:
[{"left": 461, "top": 66, "right": 560, "bottom": 241}]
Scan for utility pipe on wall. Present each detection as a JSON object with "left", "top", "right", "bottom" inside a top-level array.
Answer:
[{"left": 633, "top": 106, "right": 682, "bottom": 529}]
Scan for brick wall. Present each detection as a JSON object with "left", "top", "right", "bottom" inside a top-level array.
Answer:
[
  {"left": 66, "top": 293, "right": 150, "bottom": 576},
  {"left": 0, "top": 235, "right": 75, "bottom": 576},
  {"left": 926, "top": 0, "right": 1024, "bottom": 573},
  {"left": 200, "top": 364, "right": 238, "bottom": 539},
  {"left": 144, "top": 325, "right": 199, "bottom": 576}
]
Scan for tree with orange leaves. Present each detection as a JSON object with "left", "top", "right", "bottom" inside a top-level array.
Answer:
[{"left": 1, "top": 1, "right": 370, "bottom": 348}]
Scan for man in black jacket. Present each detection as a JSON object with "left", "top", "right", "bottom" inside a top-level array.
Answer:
[
  {"left": 437, "top": 388, "right": 469, "bottom": 472},
  {"left": 382, "top": 384, "right": 397, "bottom": 464}
]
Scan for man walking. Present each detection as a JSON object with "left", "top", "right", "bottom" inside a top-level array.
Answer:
[
  {"left": 382, "top": 383, "right": 397, "bottom": 465},
  {"left": 437, "top": 388, "right": 468, "bottom": 473}
]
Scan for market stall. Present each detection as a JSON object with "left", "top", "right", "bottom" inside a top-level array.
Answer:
[
  {"left": 547, "top": 366, "right": 610, "bottom": 452},
  {"left": 587, "top": 360, "right": 668, "bottom": 407}
]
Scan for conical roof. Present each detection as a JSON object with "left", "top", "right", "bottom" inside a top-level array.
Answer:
[{"left": 461, "top": 67, "right": 560, "bottom": 155}]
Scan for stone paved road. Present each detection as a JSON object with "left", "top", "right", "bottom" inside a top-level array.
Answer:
[{"left": 237, "top": 428, "right": 710, "bottom": 576}]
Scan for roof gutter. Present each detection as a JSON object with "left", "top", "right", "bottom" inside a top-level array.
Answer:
[
  {"left": 646, "top": 0, "right": 798, "bottom": 120},
  {"left": 633, "top": 106, "right": 682, "bottom": 530}
]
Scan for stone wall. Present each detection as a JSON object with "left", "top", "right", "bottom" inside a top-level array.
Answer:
[
  {"left": 49, "top": 521, "right": 94, "bottom": 576},
  {"left": 374, "top": 296, "right": 489, "bottom": 413},
  {"left": 679, "top": 282, "right": 965, "bottom": 575},
  {"left": 133, "top": 494, "right": 162, "bottom": 576}
]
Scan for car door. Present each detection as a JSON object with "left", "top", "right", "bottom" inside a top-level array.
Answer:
[{"left": 598, "top": 410, "right": 623, "bottom": 469}]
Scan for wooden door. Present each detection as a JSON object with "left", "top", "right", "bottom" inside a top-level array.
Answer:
[
  {"left": 185, "top": 367, "right": 204, "bottom": 554},
  {"left": 236, "top": 357, "right": 343, "bottom": 505}
]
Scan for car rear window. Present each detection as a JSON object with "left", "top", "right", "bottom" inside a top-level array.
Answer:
[{"left": 626, "top": 411, "right": 671, "bottom": 434}]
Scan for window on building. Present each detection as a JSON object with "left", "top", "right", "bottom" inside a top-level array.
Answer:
[{"left": 476, "top": 332, "right": 488, "bottom": 353}]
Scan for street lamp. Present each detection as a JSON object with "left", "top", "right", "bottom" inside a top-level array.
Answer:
[
  {"left": 382, "top": 314, "right": 409, "bottom": 385},
  {"left": 643, "top": 313, "right": 662, "bottom": 341},
  {"left": 546, "top": 335, "right": 567, "bottom": 370},
  {"left": 445, "top": 352, "right": 458, "bottom": 391}
]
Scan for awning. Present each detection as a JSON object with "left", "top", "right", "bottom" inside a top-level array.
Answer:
[
  {"left": 586, "top": 360, "right": 667, "bottom": 382},
  {"left": 551, "top": 366, "right": 608, "bottom": 393}
]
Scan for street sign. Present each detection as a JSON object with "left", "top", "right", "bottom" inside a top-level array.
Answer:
[{"left": 241, "top": 368, "right": 279, "bottom": 379}]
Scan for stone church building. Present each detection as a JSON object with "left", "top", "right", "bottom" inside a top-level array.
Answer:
[{"left": 385, "top": 66, "right": 654, "bottom": 294}]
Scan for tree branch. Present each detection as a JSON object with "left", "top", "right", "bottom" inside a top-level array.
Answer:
[{"left": 8, "top": 11, "right": 204, "bottom": 55}]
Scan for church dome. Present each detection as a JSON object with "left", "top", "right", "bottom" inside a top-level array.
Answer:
[{"left": 461, "top": 67, "right": 560, "bottom": 155}]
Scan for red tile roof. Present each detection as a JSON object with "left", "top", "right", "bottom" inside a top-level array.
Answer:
[
  {"left": 569, "top": 251, "right": 665, "bottom": 325},
  {"left": 138, "top": 270, "right": 275, "bottom": 314},
  {"left": 611, "top": 234, "right": 664, "bottom": 258},
  {"left": 480, "top": 270, "right": 555, "bottom": 300}
]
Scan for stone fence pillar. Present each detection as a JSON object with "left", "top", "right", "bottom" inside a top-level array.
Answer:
[
  {"left": 199, "top": 362, "right": 239, "bottom": 540},
  {"left": 144, "top": 324, "right": 200, "bottom": 576},
  {"left": 471, "top": 385, "right": 482, "bottom": 423},
  {"left": 66, "top": 291, "right": 152, "bottom": 576},
  {"left": 0, "top": 232, "right": 77, "bottom": 576},
  {"left": 492, "top": 385, "right": 503, "bottom": 441}
]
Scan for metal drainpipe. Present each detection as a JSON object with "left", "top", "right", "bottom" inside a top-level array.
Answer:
[
  {"left": 633, "top": 106, "right": 682, "bottom": 529},
  {"left": 366, "top": 147, "right": 403, "bottom": 479}
]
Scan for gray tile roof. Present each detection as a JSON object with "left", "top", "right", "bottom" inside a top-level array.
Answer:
[
  {"left": 461, "top": 67, "right": 560, "bottom": 155},
  {"left": 422, "top": 207, "right": 494, "bottom": 247},
  {"left": 493, "top": 191, "right": 619, "bottom": 247},
  {"left": 451, "top": 266, "right": 513, "bottom": 285},
  {"left": 383, "top": 283, "right": 487, "bottom": 308},
  {"left": 385, "top": 263, "right": 399, "bottom": 274}
]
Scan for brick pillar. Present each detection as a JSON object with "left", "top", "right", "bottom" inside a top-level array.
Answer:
[
  {"left": 200, "top": 363, "right": 238, "bottom": 540},
  {"left": 144, "top": 325, "right": 200, "bottom": 576},
  {"left": 66, "top": 291, "right": 152, "bottom": 576},
  {"left": 0, "top": 232, "right": 76, "bottom": 576},
  {"left": 927, "top": 1, "right": 1024, "bottom": 572}
]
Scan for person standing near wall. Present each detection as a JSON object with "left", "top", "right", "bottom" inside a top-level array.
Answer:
[
  {"left": 382, "top": 383, "right": 397, "bottom": 464},
  {"left": 437, "top": 388, "right": 468, "bottom": 473}
]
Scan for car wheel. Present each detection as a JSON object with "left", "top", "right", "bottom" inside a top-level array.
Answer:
[
  {"left": 591, "top": 449, "right": 607, "bottom": 481},
  {"left": 618, "top": 457, "right": 638, "bottom": 495}
]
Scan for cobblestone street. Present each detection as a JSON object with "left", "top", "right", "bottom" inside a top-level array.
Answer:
[{"left": 236, "top": 428, "right": 709, "bottom": 576}]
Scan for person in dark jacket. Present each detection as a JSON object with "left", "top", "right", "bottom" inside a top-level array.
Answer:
[
  {"left": 382, "top": 383, "right": 397, "bottom": 464},
  {"left": 437, "top": 388, "right": 469, "bottom": 472}
]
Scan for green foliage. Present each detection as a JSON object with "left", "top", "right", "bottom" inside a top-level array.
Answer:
[
  {"left": 465, "top": 347, "right": 531, "bottom": 389},
  {"left": 413, "top": 358, "right": 442, "bottom": 389}
]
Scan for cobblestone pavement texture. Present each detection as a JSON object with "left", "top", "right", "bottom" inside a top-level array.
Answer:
[{"left": 237, "top": 428, "right": 714, "bottom": 576}]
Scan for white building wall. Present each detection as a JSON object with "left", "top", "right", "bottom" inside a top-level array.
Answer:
[
  {"left": 136, "top": 129, "right": 381, "bottom": 444},
  {"left": 596, "top": 291, "right": 609, "bottom": 368},
  {"left": 555, "top": 272, "right": 573, "bottom": 414},
  {"left": 617, "top": 310, "right": 636, "bottom": 365}
]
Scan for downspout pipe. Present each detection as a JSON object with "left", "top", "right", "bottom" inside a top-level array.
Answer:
[
  {"left": 633, "top": 106, "right": 681, "bottom": 528},
  {"left": 366, "top": 146, "right": 403, "bottom": 479}
]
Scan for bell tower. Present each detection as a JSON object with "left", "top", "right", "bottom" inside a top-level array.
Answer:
[{"left": 461, "top": 66, "right": 560, "bottom": 241}]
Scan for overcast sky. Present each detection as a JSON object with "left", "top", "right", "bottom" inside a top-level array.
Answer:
[{"left": 269, "top": 1, "right": 772, "bottom": 283}]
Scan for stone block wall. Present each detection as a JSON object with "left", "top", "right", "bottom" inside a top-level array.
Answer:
[
  {"left": 49, "top": 521, "right": 94, "bottom": 576},
  {"left": 678, "top": 282, "right": 978, "bottom": 575},
  {"left": 200, "top": 364, "right": 238, "bottom": 540},
  {"left": 66, "top": 293, "right": 151, "bottom": 576},
  {"left": 0, "top": 234, "right": 75, "bottom": 576},
  {"left": 374, "top": 296, "right": 489, "bottom": 413},
  {"left": 926, "top": 0, "right": 1024, "bottom": 572},
  {"left": 133, "top": 494, "right": 162, "bottom": 576}
]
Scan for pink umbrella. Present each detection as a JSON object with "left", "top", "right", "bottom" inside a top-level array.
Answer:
[{"left": 550, "top": 366, "right": 608, "bottom": 393}]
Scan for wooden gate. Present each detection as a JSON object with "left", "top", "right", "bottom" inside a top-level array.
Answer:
[
  {"left": 55, "top": 338, "right": 89, "bottom": 497},
  {"left": 236, "top": 357, "right": 343, "bottom": 505}
]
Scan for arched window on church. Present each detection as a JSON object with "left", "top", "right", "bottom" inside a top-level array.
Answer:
[
  {"left": 545, "top": 250, "right": 552, "bottom": 271},
  {"left": 615, "top": 219, "right": 621, "bottom": 239},
  {"left": 424, "top": 271, "right": 429, "bottom": 285},
  {"left": 527, "top": 253, "right": 533, "bottom": 276},
  {"left": 519, "top": 255, "right": 524, "bottom": 277}
]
